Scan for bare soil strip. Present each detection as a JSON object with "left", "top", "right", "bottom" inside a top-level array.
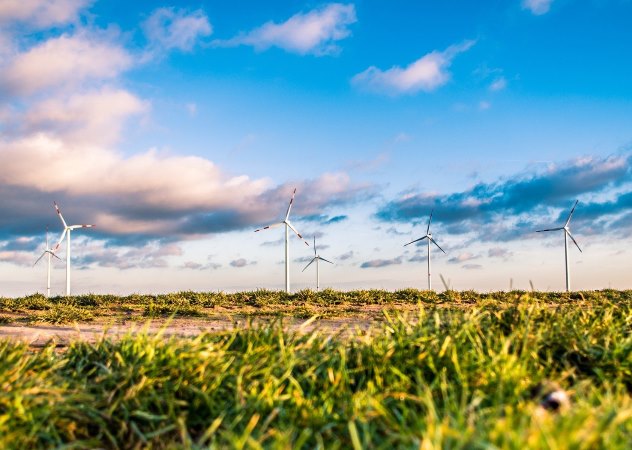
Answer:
[{"left": 0, "top": 315, "right": 382, "bottom": 347}]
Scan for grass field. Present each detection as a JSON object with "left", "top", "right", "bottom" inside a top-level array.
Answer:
[{"left": 0, "top": 290, "right": 630, "bottom": 448}]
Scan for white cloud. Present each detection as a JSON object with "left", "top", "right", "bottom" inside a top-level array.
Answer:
[
  {"left": 219, "top": 3, "right": 356, "bottom": 55},
  {"left": 0, "top": 0, "right": 89, "bottom": 28},
  {"left": 0, "top": 33, "right": 132, "bottom": 96},
  {"left": 522, "top": 0, "right": 554, "bottom": 15},
  {"left": 489, "top": 77, "right": 507, "bottom": 91},
  {"left": 23, "top": 88, "right": 148, "bottom": 146},
  {"left": 352, "top": 40, "right": 475, "bottom": 95},
  {"left": 143, "top": 7, "right": 212, "bottom": 53}
]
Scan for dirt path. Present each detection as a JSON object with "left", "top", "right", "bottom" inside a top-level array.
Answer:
[{"left": 0, "top": 315, "right": 382, "bottom": 347}]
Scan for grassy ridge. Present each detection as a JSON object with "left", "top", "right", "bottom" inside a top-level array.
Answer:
[
  {"left": 0, "top": 295, "right": 631, "bottom": 448},
  {"left": 1, "top": 288, "right": 631, "bottom": 323}
]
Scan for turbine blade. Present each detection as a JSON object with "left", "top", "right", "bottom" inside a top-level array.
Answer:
[
  {"left": 430, "top": 237, "right": 446, "bottom": 254},
  {"left": 404, "top": 236, "right": 427, "bottom": 247},
  {"left": 427, "top": 209, "right": 434, "bottom": 235},
  {"left": 566, "top": 230, "right": 582, "bottom": 253},
  {"left": 70, "top": 224, "right": 95, "bottom": 230},
  {"left": 564, "top": 200, "right": 579, "bottom": 227},
  {"left": 33, "top": 252, "right": 46, "bottom": 266},
  {"left": 286, "top": 221, "right": 309, "bottom": 246},
  {"left": 302, "top": 258, "right": 316, "bottom": 272},
  {"left": 439, "top": 274, "right": 449, "bottom": 291},
  {"left": 285, "top": 188, "right": 297, "bottom": 221},
  {"left": 254, "top": 222, "right": 282, "bottom": 232},
  {"left": 313, "top": 236, "right": 317, "bottom": 256},
  {"left": 319, "top": 257, "right": 334, "bottom": 265},
  {"left": 52, "top": 229, "right": 67, "bottom": 252},
  {"left": 54, "top": 202, "right": 67, "bottom": 228},
  {"left": 535, "top": 227, "right": 564, "bottom": 233},
  {"left": 49, "top": 251, "right": 63, "bottom": 262}
]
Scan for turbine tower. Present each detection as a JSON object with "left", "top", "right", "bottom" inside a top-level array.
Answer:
[
  {"left": 302, "top": 236, "right": 333, "bottom": 291},
  {"left": 404, "top": 209, "right": 446, "bottom": 290},
  {"left": 254, "top": 188, "right": 308, "bottom": 293},
  {"left": 34, "top": 227, "right": 62, "bottom": 298},
  {"left": 52, "top": 202, "right": 95, "bottom": 296},
  {"left": 536, "top": 200, "right": 582, "bottom": 292}
]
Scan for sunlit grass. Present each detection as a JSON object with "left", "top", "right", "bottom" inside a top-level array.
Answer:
[
  {"left": 0, "top": 289, "right": 630, "bottom": 324},
  {"left": 0, "top": 294, "right": 630, "bottom": 448}
]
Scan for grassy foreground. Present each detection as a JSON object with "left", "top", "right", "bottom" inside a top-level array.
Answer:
[{"left": 0, "top": 292, "right": 631, "bottom": 448}]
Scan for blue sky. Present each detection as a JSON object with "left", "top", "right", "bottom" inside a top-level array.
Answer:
[{"left": 0, "top": 0, "right": 631, "bottom": 295}]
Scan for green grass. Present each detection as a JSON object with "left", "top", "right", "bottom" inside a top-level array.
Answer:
[
  {"left": 0, "top": 294, "right": 630, "bottom": 448},
  {"left": 0, "top": 289, "right": 630, "bottom": 324}
]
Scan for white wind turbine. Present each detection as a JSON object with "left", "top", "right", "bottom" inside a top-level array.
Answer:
[
  {"left": 254, "top": 188, "right": 309, "bottom": 293},
  {"left": 404, "top": 209, "right": 446, "bottom": 290},
  {"left": 33, "top": 227, "right": 62, "bottom": 298},
  {"left": 52, "top": 202, "right": 96, "bottom": 296},
  {"left": 536, "top": 200, "right": 582, "bottom": 292},
  {"left": 302, "top": 236, "right": 334, "bottom": 291}
]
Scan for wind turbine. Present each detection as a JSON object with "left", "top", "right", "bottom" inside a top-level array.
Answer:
[
  {"left": 34, "top": 227, "right": 62, "bottom": 298},
  {"left": 254, "top": 188, "right": 308, "bottom": 293},
  {"left": 52, "top": 202, "right": 95, "bottom": 296},
  {"left": 302, "top": 236, "right": 334, "bottom": 291},
  {"left": 536, "top": 200, "right": 582, "bottom": 292},
  {"left": 404, "top": 209, "right": 446, "bottom": 290}
]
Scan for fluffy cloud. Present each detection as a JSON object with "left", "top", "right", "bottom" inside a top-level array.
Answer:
[
  {"left": 143, "top": 8, "right": 212, "bottom": 53},
  {"left": 218, "top": 3, "right": 356, "bottom": 55},
  {"left": 0, "top": 0, "right": 89, "bottom": 28},
  {"left": 376, "top": 154, "right": 632, "bottom": 241},
  {"left": 522, "top": 0, "right": 554, "bottom": 15},
  {"left": 20, "top": 88, "right": 148, "bottom": 145},
  {"left": 352, "top": 40, "right": 475, "bottom": 95},
  {"left": 0, "top": 33, "right": 132, "bottom": 96}
]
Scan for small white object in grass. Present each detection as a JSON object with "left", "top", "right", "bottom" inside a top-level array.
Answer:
[{"left": 540, "top": 388, "right": 571, "bottom": 412}]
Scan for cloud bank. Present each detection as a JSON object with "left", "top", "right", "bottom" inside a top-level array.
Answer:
[{"left": 376, "top": 154, "right": 632, "bottom": 241}]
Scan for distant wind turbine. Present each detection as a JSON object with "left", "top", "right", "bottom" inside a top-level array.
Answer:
[
  {"left": 536, "top": 200, "right": 582, "bottom": 292},
  {"left": 52, "top": 202, "right": 96, "bottom": 296},
  {"left": 33, "top": 226, "right": 62, "bottom": 298},
  {"left": 302, "top": 236, "right": 334, "bottom": 291},
  {"left": 254, "top": 188, "right": 309, "bottom": 293},
  {"left": 404, "top": 209, "right": 446, "bottom": 290}
]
